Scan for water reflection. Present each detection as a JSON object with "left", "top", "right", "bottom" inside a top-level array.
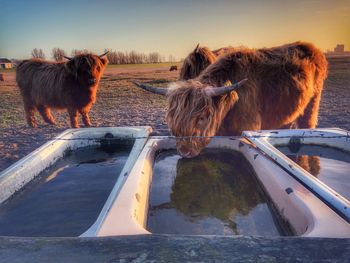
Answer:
[
  {"left": 278, "top": 145, "right": 350, "bottom": 200},
  {"left": 288, "top": 155, "right": 321, "bottom": 177},
  {"left": 148, "top": 149, "right": 288, "bottom": 236}
]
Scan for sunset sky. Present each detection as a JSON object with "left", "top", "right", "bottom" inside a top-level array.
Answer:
[{"left": 0, "top": 0, "right": 349, "bottom": 60}]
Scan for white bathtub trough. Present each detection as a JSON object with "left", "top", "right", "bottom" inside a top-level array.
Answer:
[
  {"left": 96, "top": 133, "right": 350, "bottom": 238},
  {"left": 0, "top": 126, "right": 152, "bottom": 237}
]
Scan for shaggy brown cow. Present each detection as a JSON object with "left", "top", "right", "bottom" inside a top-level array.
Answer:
[
  {"left": 135, "top": 42, "right": 328, "bottom": 158},
  {"left": 180, "top": 44, "right": 235, "bottom": 80},
  {"left": 16, "top": 52, "right": 108, "bottom": 128},
  {"left": 169, "top": 65, "right": 178, "bottom": 71}
]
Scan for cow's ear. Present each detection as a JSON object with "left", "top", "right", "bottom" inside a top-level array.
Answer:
[
  {"left": 213, "top": 91, "right": 239, "bottom": 109},
  {"left": 100, "top": 57, "right": 108, "bottom": 65}
]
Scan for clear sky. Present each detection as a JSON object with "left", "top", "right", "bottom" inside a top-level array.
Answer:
[{"left": 0, "top": 0, "right": 349, "bottom": 60}]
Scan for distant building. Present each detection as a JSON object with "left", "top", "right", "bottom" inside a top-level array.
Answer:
[
  {"left": 334, "top": 44, "right": 345, "bottom": 53},
  {"left": 325, "top": 44, "right": 350, "bottom": 57},
  {"left": 0, "top": 58, "right": 13, "bottom": 69}
]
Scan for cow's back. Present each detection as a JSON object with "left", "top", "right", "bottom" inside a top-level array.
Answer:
[
  {"left": 16, "top": 59, "right": 68, "bottom": 106},
  {"left": 16, "top": 60, "right": 41, "bottom": 91},
  {"left": 203, "top": 42, "right": 328, "bottom": 133}
]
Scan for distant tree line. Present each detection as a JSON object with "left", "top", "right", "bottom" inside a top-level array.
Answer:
[
  {"left": 104, "top": 49, "right": 164, "bottom": 64},
  {"left": 31, "top": 48, "right": 46, "bottom": 59},
  {"left": 30, "top": 48, "right": 176, "bottom": 64}
]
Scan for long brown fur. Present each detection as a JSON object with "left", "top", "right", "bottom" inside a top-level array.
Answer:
[
  {"left": 179, "top": 45, "right": 235, "bottom": 80},
  {"left": 167, "top": 42, "right": 328, "bottom": 157},
  {"left": 16, "top": 53, "right": 108, "bottom": 128},
  {"left": 180, "top": 46, "right": 217, "bottom": 80}
]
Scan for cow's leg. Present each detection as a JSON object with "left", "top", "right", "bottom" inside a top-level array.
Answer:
[
  {"left": 37, "top": 105, "right": 56, "bottom": 125},
  {"left": 79, "top": 109, "right": 92, "bottom": 127},
  {"left": 296, "top": 91, "right": 322, "bottom": 129},
  {"left": 67, "top": 107, "right": 79, "bottom": 128},
  {"left": 280, "top": 121, "right": 298, "bottom": 129},
  {"left": 308, "top": 156, "right": 321, "bottom": 177},
  {"left": 289, "top": 155, "right": 321, "bottom": 177},
  {"left": 23, "top": 100, "right": 38, "bottom": 128}
]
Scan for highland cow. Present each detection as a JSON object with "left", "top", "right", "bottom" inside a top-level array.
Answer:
[
  {"left": 179, "top": 44, "right": 235, "bottom": 80},
  {"left": 135, "top": 42, "right": 328, "bottom": 158},
  {"left": 16, "top": 52, "right": 108, "bottom": 128},
  {"left": 169, "top": 65, "right": 178, "bottom": 71}
]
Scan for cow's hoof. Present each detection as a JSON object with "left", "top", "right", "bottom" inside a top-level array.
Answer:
[{"left": 29, "top": 123, "right": 38, "bottom": 128}]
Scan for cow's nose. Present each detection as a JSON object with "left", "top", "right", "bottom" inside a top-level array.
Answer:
[
  {"left": 178, "top": 147, "right": 199, "bottom": 158},
  {"left": 180, "top": 150, "right": 192, "bottom": 158},
  {"left": 88, "top": 78, "right": 97, "bottom": 85}
]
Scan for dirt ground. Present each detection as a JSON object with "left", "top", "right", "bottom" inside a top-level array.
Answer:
[
  {"left": 0, "top": 65, "right": 176, "bottom": 171},
  {"left": 0, "top": 58, "right": 349, "bottom": 172}
]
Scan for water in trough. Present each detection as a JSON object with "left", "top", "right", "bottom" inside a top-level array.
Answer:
[
  {"left": 277, "top": 145, "right": 350, "bottom": 201},
  {"left": 148, "top": 149, "right": 293, "bottom": 236},
  {"left": 0, "top": 145, "right": 131, "bottom": 237}
]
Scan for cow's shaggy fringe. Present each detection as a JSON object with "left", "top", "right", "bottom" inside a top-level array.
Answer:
[
  {"left": 16, "top": 54, "right": 108, "bottom": 128},
  {"left": 167, "top": 80, "right": 236, "bottom": 155}
]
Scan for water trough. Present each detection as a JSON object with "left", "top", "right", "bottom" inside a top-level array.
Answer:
[
  {"left": 96, "top": 132, "right": 350, "bottom": 238},
  {"left": 0, "top": 126, "right": 152, "bottom": 237}
]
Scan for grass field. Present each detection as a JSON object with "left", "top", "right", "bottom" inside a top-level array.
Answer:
[
  {"left": 107, "top": 62, "right": 180, "bottom": 69},
  {"left": 0, "top": 64, "right": 178, "bottom": 171},
  {"left": 0, "top": 68, "right": 15, "bottom": 73},
  {"left": 0, "top": 62, "right": 181, "bottom": 73},
  {"left": 0, "top": 58, "right": 349, "bottom": 172}
]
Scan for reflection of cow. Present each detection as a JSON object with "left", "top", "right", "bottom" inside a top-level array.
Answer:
[
  {"left": 149, "top": 150, "right": 264, "bottom": 235},
  {"left": 170, "top": 150, "right": 263, "bottom": 234},
  {"left": 169, "top": 65, "right": 178, "bottom": 71},
  {"left": 134, "top": 42, "right": 328, "bottom": 158},
  {"left": 180, "top": 44, "right": 235, "bottom": 80},
  {"left": 290, "top": 155, "right": 321, "bottom": 177},
  {"left": 0, "top": 74, "right": 4, "bottom": 81},
  {"left": 16, "top": 52, "right": 108, "bottom": 128}
]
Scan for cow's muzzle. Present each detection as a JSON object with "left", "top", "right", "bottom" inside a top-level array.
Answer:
[
  {"left": 88, "top": 78, "right": 97, "bottom": 85},
  {"left": 177, "top": 145, "right": 201, "bottom": 158}
]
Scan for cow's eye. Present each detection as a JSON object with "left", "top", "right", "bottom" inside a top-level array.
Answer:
[{"left": 198, "top": 116, "right": 206, "bottom": 124}]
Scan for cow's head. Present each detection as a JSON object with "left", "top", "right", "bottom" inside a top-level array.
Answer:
[
  {"left": 64, "top": 52, "right": 109, "bottom": 87},
  {"left": 179, "top": 44, "right": 217, "bottom": 80},
  {"left": 134, "top": 78, "right": 247, "bottom": 158}
]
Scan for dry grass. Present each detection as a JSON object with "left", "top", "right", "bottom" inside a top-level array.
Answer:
[
  {"left": 0, "top": 65, "right": 178, "bottom": 171},
  {"left": 0, "top": 58, "right": 349, "bottom": 172}
]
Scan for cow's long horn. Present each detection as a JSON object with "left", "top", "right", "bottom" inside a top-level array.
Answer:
[
  {"left": 99, "top": 51, "right": 109, "bottom": 57},
  {"left": 204, "top": 78, "right": 248, "bottom": 97},
  {"left": 63, "top": 56, "right": 72, "bottom": 60},
  {"left": 133, "top": 82, "right": 167, "bottom": 96},
  {"left": 194, "top": 43, "right": 200, "bottom": 53}
]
